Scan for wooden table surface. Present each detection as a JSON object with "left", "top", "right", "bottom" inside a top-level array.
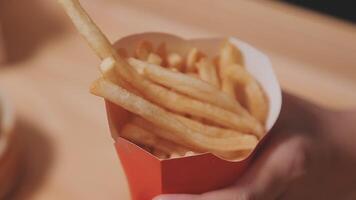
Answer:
[{"left": 0, "top": 0, "right": 355, "bottom": 199}]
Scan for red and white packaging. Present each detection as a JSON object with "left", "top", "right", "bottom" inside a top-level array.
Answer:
[{"left": 105, "top": 33, "right": 282, "bottom": 200}]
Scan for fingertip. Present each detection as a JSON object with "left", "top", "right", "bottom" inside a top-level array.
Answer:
[
  {"left": 153, "top": 194, "right": 199, "bottom": 200},
  {"left": 152, "top": 196, "right": 164, "bottom": 200},
  {"left": 152, "top": 195, "right": 165, "bottom": 200}
]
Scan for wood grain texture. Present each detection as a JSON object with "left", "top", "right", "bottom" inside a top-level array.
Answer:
[{"left": 0, "top": 0, "right": 355, "bottom": 199}]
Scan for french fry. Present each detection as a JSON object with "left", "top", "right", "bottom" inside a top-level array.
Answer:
[
  {"left": 152, "top": 148, "right": 169, "bottom": 159},
  {"left": 130, "top": 117, "right": 189, "bottom": 155},
  {"left": 90, "top": 78, "right": 260, "bottom": 153},
  {"left": 220, "top": 78, "right": 235, "bottom": 98},
  {"left": 141, "top": 145, "right": 153, "bottom": 153},
  {"left": 212, "top": 55, "right": 220, "bottom": 68},
  {"left": 135, "top": 40, "right": 153, "bottom": 60},
  {"left": 184, "top": 151, "right": 197, "bottom": 157},
  {"left": 169, "top": 153, "right": 181, "bottom": 159},
  {"left": 133, "top": 116, "right": 256, "bottom": 160},
  {"left": 127, "top": 58, "right": 263, "bottom": 136},
  {"left": 100, "top": 56, "right": 116, "bottom": 74},
  {"left": 223, "top": 64, "right": 250, "bottom": 83},
  {"left": 58, "top": 0, "right": 136, "bottom": 84},
  {"left": 121, "top": 123, "right": 185, "bottom": 155},
  {"left": 155, "top": 42, "right": 167, "bottom": 66},
  {"left": 218, "top": 40, "right": 244, "bottom": 98},
  {"left": 233, "top": 83, "right": 247, "bottom": 107},
  {"left": 216, "top": 149, "right": 252, "bottom": 160},
  {"left": 167, "top": 53, "right": 183, "bottom": 71},
  {"left": 133, "top": 116, "right": 258, "bottom": 151},
  {"left": 147, "top": 53, "right": 162, "bottom": 65},
  {"left": 187, "top": 73, "right": 199, "bottom": 79},
  {"left": 169, "top": 68, "right": 179, "bottom": 72},
  {"left": 218, "top": 41, "right": 267, "bottom": 126},
  {"left": 127, "top": 58, "right": 254, "bottom": 117},
  {"left": 58, "top": 0, "right": 115, "bottom": 60},
  {"left": 185, "top": 48, "right": 203, "bottom": 72},
  {"left": 127, "top": 53, "right": 263, "bottom": 136},
  {"left": 225, "top": 64, "right": 269, "bottom": 123},
  {"left": 173, "top": 114, "right": 258, "bottom": 145},
  {"left": 139, "top": 79, "right": 262, "bottom": 135},
  {"left": 245, "top": 82, "right": 268, "bottom": 123},
  {"left": 219, "top": 40, "right": 244, "bottom": 67},
  {"left": 100, "top": 57, "right": 140, "bottom": 95},
  {"left": 196, "top": 58, "right": 220, "bottom": 87},
  {"left": 131, "top": 117, "right": 199, "bottom": 152}
]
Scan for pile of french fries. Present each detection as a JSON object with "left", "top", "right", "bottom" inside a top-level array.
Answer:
[{"left": 58, "top": 0, "right": 268, "bottom": 160}]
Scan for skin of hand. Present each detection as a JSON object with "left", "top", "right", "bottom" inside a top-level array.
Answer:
[{"left": 154, "top": 93, "right": 356, "bottom": 200}]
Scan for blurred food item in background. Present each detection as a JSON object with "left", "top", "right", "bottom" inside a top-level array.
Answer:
[
  {"left": 0, "top": 93, "right": 22, "bottom": 199},
  {"left": 282, "top": 0, "right": 356, "bottom": 23},
  {"left": 4, "top": 119, "right": 54, "bottom": 200},
  {"left": 0, "top": 0, "right": 66, "bottom": 64}
]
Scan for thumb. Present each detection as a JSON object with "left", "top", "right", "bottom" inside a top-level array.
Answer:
[
  {"left": 231, "top": 134, "right": 309, "bottom": 200},
  {"left": 154, "top": 133, "right": 309, "bottom": 200}
]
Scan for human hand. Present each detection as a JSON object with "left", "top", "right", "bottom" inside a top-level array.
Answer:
[{"left": 154, "top": 93, "right": 356, "bottom": 200}]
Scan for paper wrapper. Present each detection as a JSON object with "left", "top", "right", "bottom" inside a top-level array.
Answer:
[{"left": 105, "top": 33, "right": 282, "bottom": 200}]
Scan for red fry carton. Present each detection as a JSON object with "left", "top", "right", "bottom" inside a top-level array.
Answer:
[{"left": 105, "top": 33, "right": 282, "bottom": 200}]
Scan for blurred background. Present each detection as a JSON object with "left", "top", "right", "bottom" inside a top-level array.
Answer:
[
  {"left": 0, "top": 0, "right": 355, "bottom": 199},
  {"left": 283, "top": 0, "right": 356, "bottom": 23}
]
